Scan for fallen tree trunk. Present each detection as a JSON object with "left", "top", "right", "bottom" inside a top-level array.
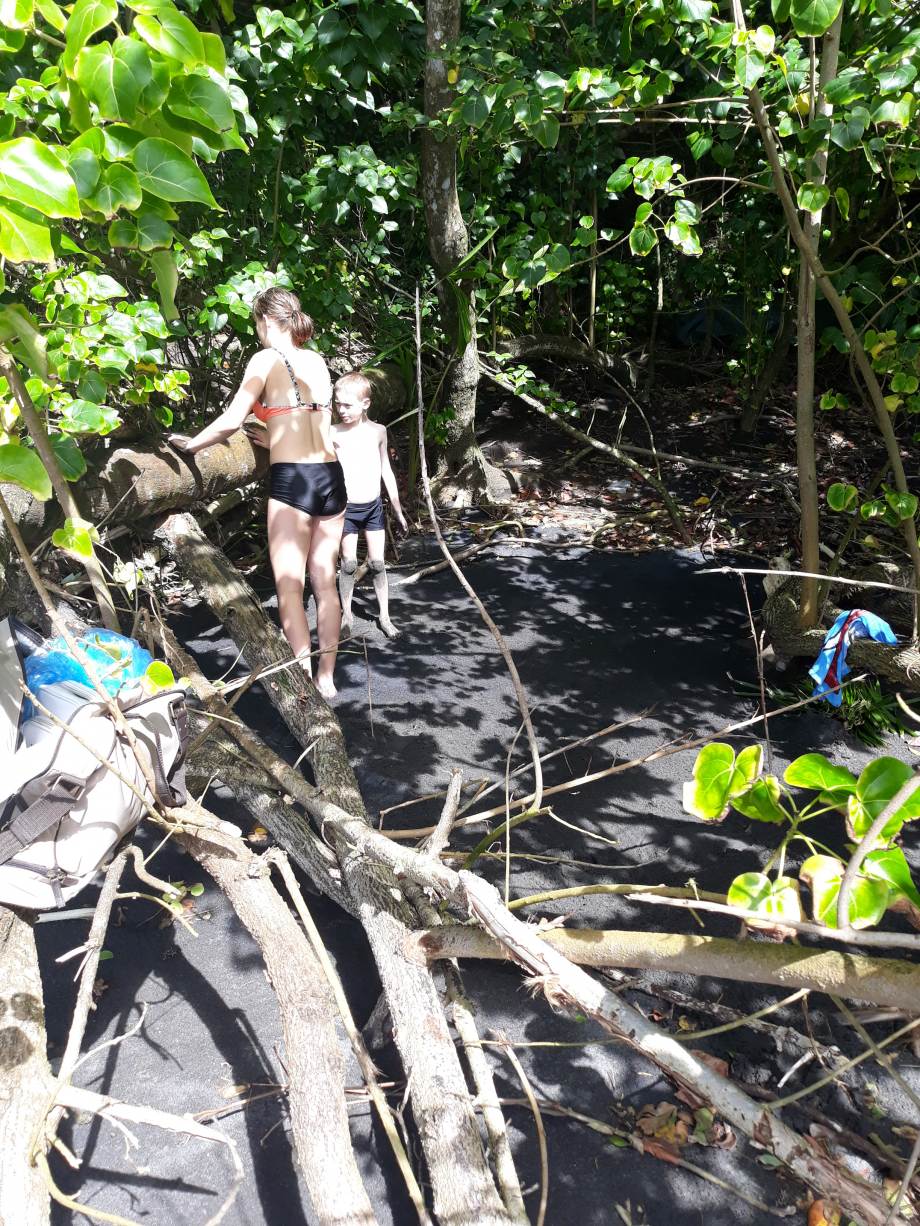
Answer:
[
  {"left": 497, "top": 333, "right": 630, "bottom": 380},
  {"left": 0, "top": 906, "right": 53, "bottom": 1226},
  {"left": 363, "top": 362, "right": 408, "bottom": 422},
  {"left": 415, "top": 924, "right": 920, "bottom": 1012},
  {"left": 762, "top": 579, "right": 920, "bottom": 691},
  {"left": 175, "top": 819, "right": 378, "bottom": 1226},
  {"left": 4, "top": 431, "right": 268, "bottom": 552}
]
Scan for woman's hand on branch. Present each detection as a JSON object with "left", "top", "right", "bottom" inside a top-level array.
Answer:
[
  {"left": 243, "top": 423, "right": 269, "bottom": 450},
  {"left": 166, "top": 433, "right": 194, "bottom": 454}
]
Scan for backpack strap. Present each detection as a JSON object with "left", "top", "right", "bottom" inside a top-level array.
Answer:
[
  {"left": 144, "top": 695, "right": 187, "bottom": 806},
  {"left": 0, "top": 772, "right": 86, "bottom": 868},
  {"left": 3, "top": 858, "right": 68, "bottom": 908}
]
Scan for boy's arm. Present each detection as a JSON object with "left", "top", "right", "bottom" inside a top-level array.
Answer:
[{"left": 378, "top": 426, "right": 407, "bottom": 530}]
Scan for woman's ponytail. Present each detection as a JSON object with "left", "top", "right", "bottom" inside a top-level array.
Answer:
[{"left": 251, "top": 287, "right": 314, "bottom": 348}]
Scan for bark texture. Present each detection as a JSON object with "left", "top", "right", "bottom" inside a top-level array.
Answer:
[
  {"left": 175, "top": 824, "right": 378, "bottom": 1226},
  {"left": 497, "top": 333, "right": 630, "bottom": 379},
  {"left": 417, "top": 923, "right": 920, "bottom": 1011},
  {"left": 363, "top": 363, "right": 409, "bottom": 422},
  {"left": 155, "top": 511, "right": 364, "bottom": 816},
  {"left": 0, "top": 906, "right": 52, "bottom": 1226},
  {"left": 420, "top": 0, "right": 510, "bottom": 507}
]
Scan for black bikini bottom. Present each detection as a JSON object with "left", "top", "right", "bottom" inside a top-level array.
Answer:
[{"left": 269, "top": 461, "right": 347, "bottom": 517}]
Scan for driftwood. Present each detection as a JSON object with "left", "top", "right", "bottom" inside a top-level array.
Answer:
[
  {"left": 415, "top": 924, "right": 920, "bottom": 1012},
  {"left": 762, "top": 579, "right": 920, "bottom": 691},
  {"left": 497, "top": 333, "right": 630, "bottom": 380},
  {"left": 0, "top": 906, "right": 53, "bottom": 1226}
]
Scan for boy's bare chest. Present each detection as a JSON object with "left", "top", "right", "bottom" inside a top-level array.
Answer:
[{"left": 337, "top": 429, "right": 380, "bottom": 469}]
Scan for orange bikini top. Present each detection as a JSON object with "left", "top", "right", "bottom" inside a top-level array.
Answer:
[{"left": 254, "top": 349, "right": 331, "bottom": 423}]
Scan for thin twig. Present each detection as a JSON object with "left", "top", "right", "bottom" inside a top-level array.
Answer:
[
  {"left": 422, "top": 768, "right": 463, "bottom": 858},
  {"left": 699, "top": 564, "right": 920, "bottom": 598},
  {"left": 494, "top": 1031, "right": 548, "bottom": 1226},
  {"left": 739, "top": 574, "right": 773, "bottom": 774},
  {"left": 362, "top": 634, "right": 374, "bottom": 740}
]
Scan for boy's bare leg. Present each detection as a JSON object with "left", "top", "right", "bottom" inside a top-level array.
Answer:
[
  {"left": 339, "top": 531, "right": 359, "bottom": 637},
  {"left": 366, "top": 529, "right": 397, "bottom": 638},
  {"left": 308, "top": 511, "right": 345, "bottom": 698},
  {"left": 268, "top": 499, "right": 314, "bottom": 674}
]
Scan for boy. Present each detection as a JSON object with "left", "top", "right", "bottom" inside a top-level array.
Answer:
[{"left": 332, "top": 371, "right": 408, "bottom": 639}]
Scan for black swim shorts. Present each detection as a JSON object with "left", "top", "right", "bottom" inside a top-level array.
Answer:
[
  {"left": 269, "top": 460, "right": 347, "bottom": 517},
  {"left": 343, "top": 495, "right": 386, "bottom": 536}
]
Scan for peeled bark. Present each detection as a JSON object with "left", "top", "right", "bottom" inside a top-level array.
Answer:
[
  {"left": 416, "top": 923, "right": 920, "bottom": 1012},
  {"left": 5, "top": 430, "right": 268, "bottom": 550},
  {"left": 0, "top": 906, "right": 53, "bottom": 1226},
  {"left": 175, "top": 822, "right": 378, "bottom": 1226},
  {"left": 421, "top": 0, "right": 510, "bottom": 507}
]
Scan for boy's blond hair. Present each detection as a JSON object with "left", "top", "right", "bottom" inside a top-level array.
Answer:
[{"left": 335, "top": 370, "right": 372, "bottom": 403}]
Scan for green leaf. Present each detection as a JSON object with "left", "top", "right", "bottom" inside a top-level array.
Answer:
[
  {"left": 143, "top": 660, "right": 175, "bottom": 690},
  {"left": 682, "top": 743, "right": 736, "bottom": 820},
  {"left": 825, "top": 70, "right": 871, "bottom": 106},
  {"left": 687, "top": 131, "right": 713, "bottom": 162},
  {"left": 710, "top": 142, "right": 735, "bottom": 168},
  {"left": 102, "top": 125, "right": 146, "bottom": 161},
  {"left": 98, "top": 949, "right": 113, "bottom": 961},
  {"left": 149, "top": 247, "right": 179, "bottom": 321},
  {"left": 77, "top": 370, "right": 108, "bottom": 402},
  {"left": 730, "top": 776, "right": 789, "bottom": 823},
  {"left": 189, "top": 881, "right": 204, "bottom": 896},
  {"left": 800, "top": 854, "right": 889, "bottom": 928},
  {"left": 200, "top": 31, "right": 226, "bottom": 76},
  {"left": 462, "top": 95, "right": 491, "bottom": 128},
  {"left": 531, "top": 115, "right": 560, "bottom": 149},
  {"left": 0, "top": 201, "right": 53, "bottom": 263},
  {"left": 797, "top": 182, "right": 830, "bottom": 214},
  {"left": 772, "top": 0, "right": 791, "bottom": 18},
  {"left": 0, "top": 139, "right": 81, "bottom": 219},
  {"left": 76, "top": 38, "right": 153, "bottom": 122},
  {"left": 34, "top": 0, "right": 66, "bottom": 30},
  {"left": 0, "top": 0, "right": 33, "bottom": 29},
  {"left": 635, "top": 202, "right": 653, "bottom": 225},
  {"left": 85, "top": 164, "right": 143, "bottom": 219},
  {"left": 835, "top": 187, "right": 849, "bottom": 221},
  {"left": 53, "top": 516, "right": 96, "bottom": 558},
  {"left": 674, "top": 0, "right": 712, "bottom": 19},
  {"left": 134, "top": 210, "right": 173, "bottom": 250},
  {"left": 675, "top": 198, "right": 702, "bottom": 225},
  {"left": 165, "top": 75, "right": 236, "bottom": 135},
  {"left": 65, "top": 146, "right": 101, "bottom": 199},
  {"left": 727, "top": 872, "right": 804, "bottom": 925},
  {"left": 854, "top": 757, "right": 920, "bottom": 838},
  {"left": 48, "top": 433, "right": 86, "bottom": 480},
  {"left": 108, "top": 218, "right": 138, "bottom": 248},
  {"left": 885, "top": 489, "right": 918, "bottom": 520},
  {"left": 789, "top": 0, "right": 842, "bottom": 38},
  {"left": 629, "top": 223, "right": 657, "bottom": 256},
  {"left": 59, "top": 398, "right": 112, "bottom": 433},
  {"left": 132, "top": 139, "right": 218, "bottom": 207},
  {"left": 735, "top": 43, "right": 766, "bottom": 89},
  {"left": 0, "top": 303, "right": 48, "bottom": 376},
  {"left": 137, "top": 55, "right": 171, "bottom": 116},
  {"left": 133, "top": 300, "right": 168, "bottom": 336},
  {"left": 862, "top": 846, "right": 920, "bottom": 911},
  {"left": 830, "top": 114, "right": 866, "bottom": 151},
  {"left": 63, "top": 0, "right": 117, "bottom": 75},
  {"left": 784, "top": 752, "right": 857, "bottom": 791},
  {"left": 0, "top": 443, "right": 51, "bottom": 499},
  {"left": 826, "top": 482, "right": 858, "bottom": 512},
  {"left": 606, "top": 164, "right": 633, "bottom": 193},
  {"left": 134, "top": 3, "right": 205, "bottom": 68}
]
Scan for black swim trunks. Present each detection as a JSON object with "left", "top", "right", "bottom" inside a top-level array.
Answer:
[
  {"left": 269, "top": 460, "right": 347, "bottom": 517},
  {"left": 343, "top": 495, "right": 386, "bottom": 536}
]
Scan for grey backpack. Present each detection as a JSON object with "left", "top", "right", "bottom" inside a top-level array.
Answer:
[{"left": 0, "top": 618, "right": 187, "bottom": 910}]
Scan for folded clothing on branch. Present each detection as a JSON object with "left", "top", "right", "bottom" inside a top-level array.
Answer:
[{"left": 809, "top": 609, "right": 898, "bottom": 707}]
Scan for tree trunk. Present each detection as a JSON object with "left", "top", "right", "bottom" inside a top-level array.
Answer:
[
  {"left": 737, "top": 306, "right": 795, "bottom": 437},
  {"left": 174, "top": 823, "right": 378, "bottom": 1226},
  {"left": 796, "top": 13, "right": 844, "bottom": 629},
  {"left": 0, "top": 906, "right": 53, "bottom": 1226},
  {"left": 497, "top": 332, "right": 630, "bottom": 379},
  {"left": 420, "top": 0, "right": 510, "bottom": 507},
  {"left": 416, "top": 922, "right": 920, "bottom": 1012}
]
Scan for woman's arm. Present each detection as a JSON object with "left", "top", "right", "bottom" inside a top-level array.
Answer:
[
  {"left": 379, "top": 427, "right": 407, "bottom": 530},
  {"left": 168, "top": 357, "right": 266, "bottom": 454}
]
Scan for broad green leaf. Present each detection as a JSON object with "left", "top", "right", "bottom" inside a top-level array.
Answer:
[
  {"left": 789, "top": 0, "right": 842, "bottom": 38},
  {"left": 0, "top": 0, "right": 33, "bottom": 29},
  {"left": 59, "top": 398, "right": 111, "bottom": 433},
  {"left": 674, "top": 0, "right": 712, "bottom": 19},
  {"left": 735, "top": 43, "right": 765, "bottom": 88},
  {"left": 885, "top": 489, "right": 918, "bottom": 520},
  {"left": 772, "top": 0, "right": 791, "bottom": 18},
  {"left": 65, "top": 147, "right": 101, "bottom": 199},
  {"left": 877, "top": 64, "right": 917, "bottom": 96},
  {"left": 142, "top": 660, "right": 175, "bottom": 693},
  {"left": 629, "top": 223, "right": 657, "bottom": 256},
  {"left": 870, "top": 95, "right": 916, "bottom": 128},
  {"left": 800, "top": 854, "right": 888, "bottom": 928},
  {"left": 635, "top": 201, "right": 653, "bottom": 225},
  {"left": 102, "top": 125, "right": 145, "bottom": 161},
  {"left": 137, "top": 55, "right": 171, "bottom": 115},
  {"left": 84, "top": 164, "right": 143, "bottom": 218},
  {"left": 135, "top": 210, "right": 173, "bottom": 250},
  {"left": 166, "top": 76, "right": 236, "bottom": 135},
  {"left": 70, "top": 128, "right": 105, "bottom": 157},
  {"left": 797, "top": 182, "right": 830, "bottom": 214},
  {"left": 675, "top": 198, "right": 702, "bottom": 225},
  {"left": 727, "top": 872, "right": 804, "bottom": 925},
  {"left": 854, "top": 757, "right": 920, "bottom": 837},
  {"left": 831, "top": 114, "right": 866, "bottom": 151},
  {"left": 201, "top": 31, "right": 226, "bottom": 75},
  {"left": 132, "top": 139, "right": 218, "bottom": 207},
  {"left": 531, "top": 115, "right": 560, "bottom": 149},
  {"left": 730, "top": 744, "right": 764, "bottom": 793},
  {"left": 134, "top": 3, "right": 204, "bottom": 68},
  {"left": 825, "top": 70, "right": 871, "bottom": 106},
  {"left": 835, "top": 187, "right": 849, "bottom": 221},
  {"left": 826, "top": 482, "right": 858, "bottom": 512},
  {"left": 0, "top": 443, "right": 50, "bottom": 499},
  {"left": 34, "top": 0, "right": 65, "bottom": 30},
  {"left": 149, "top": 247, "right": 179, "bottom": 321},
  {"left": 77, "top": 370, "right": 107, "bottom": 403},
  {"left": 784, "top": 752, "right": 857, "bottom": 792},
  {"left": 0, "top": 303, "right": 48, "bottom": 375},
  {"left": 133, "top": 300, "right": 168, "bottom": 336},
  {"left": 108, "top": 219, "right": 138, "bottom": 248},
  {"left": 48, "top": 433, "right": 86, "bottom": 480},
  {"left": 0, "top": 139, "right": 80, "bottom": 219},
  {"left": 606, "top": 164, "right": 633, "bottom": 193},
  {"left": 188, "top": 881, "right": 204, "bottom": 896},
  {"left": 63, "top": 0, "right": 118, "bottom": 75},
  {"left": 0, "top": 201, "right": 53, "bottom": 263},
  {"left": 544, "top": 243, "right": 570, "bottom": 274},
  {"left": 730, "top": 776, "right": 789, "bottom": 823},
  {"left": 53, "top": 517, "right": 96, "bottom": 558},
  {"left": 462, "top": 95, "right": 491, "bottom": 128},
  {"left": 752, "top": 25, "right": 775, "bottom": 55},
  {"left": 862, "top": 846, "right": 920, "bottom": 911},
  {"left": 682, "top": 743, "right": 735, "bottom": 820},
  {"left": 710, "top": 142, "right": 735, "bottom": 168},
  {"left": 75, "top": 38, "right": 152, "bottom": 122}
]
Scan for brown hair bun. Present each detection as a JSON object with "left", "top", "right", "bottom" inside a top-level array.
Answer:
[{"left": 251, "top": 286, "right": 314, "bottom": 348}]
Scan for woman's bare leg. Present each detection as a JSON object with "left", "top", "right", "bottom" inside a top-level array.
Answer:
[
  {"left": 308, "top": 510, "right": 345, "bottom": 697},
  {"left": 267, "top": 499, "right": 314, "bottom": 672}
]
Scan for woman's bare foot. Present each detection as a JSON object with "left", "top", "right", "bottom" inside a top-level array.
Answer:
[
  {"left": 315, "top": 674, "right": 337, "bottom": 699},
  {"left": 379, "top": 615, "right": 399, "bottom": 639}
]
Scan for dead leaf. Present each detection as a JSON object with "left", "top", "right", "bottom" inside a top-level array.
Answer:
[
  {"left": 640, "top": 1136, "right": 682, "bottom": 1165},
  {"left": 92, "top": 978, "right": 108, "bottom": 998},
  {"left": 247, "top": 826, "right": 268, "bottom": 844},
  {"left": 689, "top": 1051, "right": 729, "bottom": 1079},
  {"left": 808, "top": 1200, "right": 841, "bottom": 1226},
  {"left": 219, "top": 1083, "right": 250, "bottom": 1100}
]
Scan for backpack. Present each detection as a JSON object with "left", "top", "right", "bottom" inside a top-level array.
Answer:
[{"left": 0, "top": 617, "right": 188, "bottom": 910}]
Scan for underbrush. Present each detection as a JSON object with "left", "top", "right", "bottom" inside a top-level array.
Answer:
[{"left": 732, "top": 675, "right": 920, "bottom": 748}]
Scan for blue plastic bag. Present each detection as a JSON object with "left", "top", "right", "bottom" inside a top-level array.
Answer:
[{"left": 24, "top": 630, "right": 152, "bottom": 710}]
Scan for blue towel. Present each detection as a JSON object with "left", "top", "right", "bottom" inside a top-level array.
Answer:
[{"left": 809, "top": 609, "right": 897, "bottom": 706}]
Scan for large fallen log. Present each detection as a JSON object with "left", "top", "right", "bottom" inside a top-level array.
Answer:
[
  {"left": 416, "top": 924, "right": 920, "bottom": 1012},
  {"left": 496, "top": 333, "right": 630, "bottom": 380},
  {"left": 0, "top": 906, "right": 53, "bottom": 1226},
  {"left": 4, "top": 430, "right": 268, "bottom": 551}
]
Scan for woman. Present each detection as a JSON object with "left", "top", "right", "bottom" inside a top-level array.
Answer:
[{"left": 167, "top": 288, "right": 346, "bottom": 698}]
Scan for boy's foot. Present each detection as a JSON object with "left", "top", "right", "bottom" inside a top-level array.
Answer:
[
  {"left": 379, "top": 615, "right": 399, "bottom": 639},
  {"left": 315, "top": 674, "right": 337, "bottom": 699},
  {"left": 341, "top": 610, "right": 354, "bottom": 639}
]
